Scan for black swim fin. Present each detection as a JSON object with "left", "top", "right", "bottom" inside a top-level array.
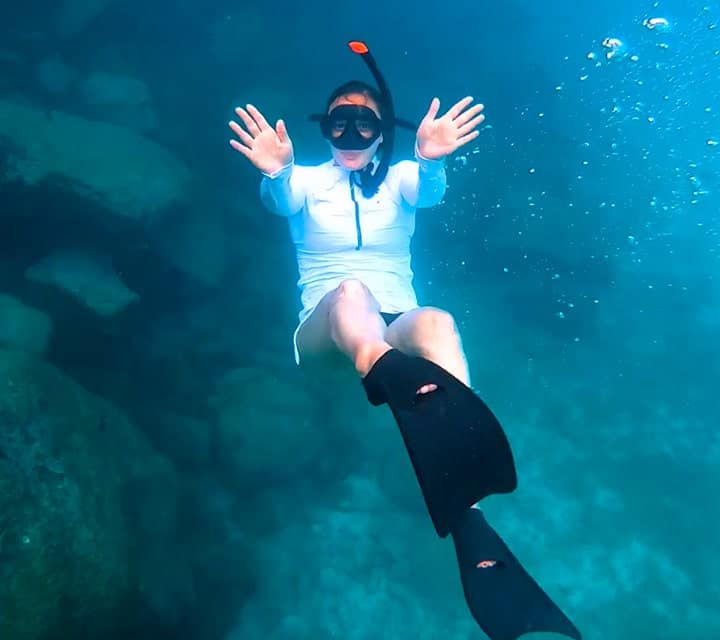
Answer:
[
  {"left": 451, "top": 507, "right": 582, "bottom": 640},
  {"left": 361, "top": 349, "right": 517, "bottom": 537}
]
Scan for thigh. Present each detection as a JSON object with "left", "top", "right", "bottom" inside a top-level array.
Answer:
[
  {"left": 295, "top": 288, "right": 338, "bottom": 360},
  {"left": 383, "top": 306, "right": 449, "bottom": 354},
  {"left": 296, "top": 280, "right": 383, "bottom": 362}
]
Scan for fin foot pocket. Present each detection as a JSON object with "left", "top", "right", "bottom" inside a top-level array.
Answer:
[{"left": 361, "top": 349, "right": 517, "bottom": 536}]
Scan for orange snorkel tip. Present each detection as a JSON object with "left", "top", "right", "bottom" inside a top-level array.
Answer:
[{"left": 348, "top": 40, "right": 369, "bottom": 55}]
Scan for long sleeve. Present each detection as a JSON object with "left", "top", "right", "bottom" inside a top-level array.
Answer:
[
  {"left": 259, "top": 163, "right": 308, "bottom": 217},
  {"left": 398, "top": 146, "right": 447, "bottom": 208}
]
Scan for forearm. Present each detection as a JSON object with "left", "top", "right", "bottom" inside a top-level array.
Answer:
[
  {"left": 259, "top": 162, "right": 305, "bottom": 217},
  {"left": 414, "top": 144, "right": 447, "bottom": 208},
  {"left": 399, "top": 145, "right": 448, "bottom": 208}
]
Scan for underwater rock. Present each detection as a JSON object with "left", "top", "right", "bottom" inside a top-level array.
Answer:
[
  {"left": 0, "top": 98, "right": 191, "bottom": 221},
  {"left": 210, "top": 366, "right": 324, "bottom": 482},
  {"left": 56, "top": 0, "right": 116, "bottom": 37},
  {"left": 229, "top": 473, "right": 472, "bottom": 640},
  {"left": 0, "top": 348, "right": 178, "bottom": 640},
  {"left": 150, "top": 209, "right": 229, "bottom": 286},
  {"left": 80, "top": 70, "right": 157, "bottom": 132},
  {"left": 0, "top": 50, "right": 22, "bottom": 66},
  {"left": 149, "top": 412, "right": 212, "bottom": 470},
  {"left": 0, "top": 293, "right": 53, "bottom": 354},
  {"left": 36, "top": 56, "right": 80, "bottom": 95},
  {"left": 25, "top": 249, "right": 139, "bottom": 316}
]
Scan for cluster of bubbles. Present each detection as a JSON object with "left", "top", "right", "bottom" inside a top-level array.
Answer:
[
  {"left": 566, "top": 7, "right": 719, "bottom": 203},
  {"left": 445, "top": 4, "right": 719, "bottom": 337}
]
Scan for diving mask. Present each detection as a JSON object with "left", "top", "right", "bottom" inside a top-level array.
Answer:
[{"left": 319, "top": 104, "right": 383, "bottom": 150}]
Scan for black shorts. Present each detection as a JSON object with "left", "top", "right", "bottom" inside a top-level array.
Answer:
[
  {"left": 380, "top": 312, "right": 403, "bottom": 326},
  {"left": 294, "top": 310, "right": 405, "bottom": 365}
]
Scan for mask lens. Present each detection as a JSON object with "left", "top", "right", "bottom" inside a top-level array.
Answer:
[
  {"left": 355, "top": 118, "right": 376, "bottom": 138},
  {"left": 330, "top": 119, "right": 347, "bottom": 138},
  {"left": 322, "top": 105, "right": 381, "bottom": 149}
]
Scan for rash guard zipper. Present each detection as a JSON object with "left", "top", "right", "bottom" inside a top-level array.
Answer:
[{"left": 349, "top": 173, "right": 363, "bottom": 250}]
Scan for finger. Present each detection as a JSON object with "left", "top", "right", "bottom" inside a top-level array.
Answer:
[
  {"left": 235, "top": 105, "right": 261, "bottom": 136},
  {"left": 276, "top": 118, "right": 290, "bottom": 143},
  {"left": 446, "top": 96, "right": 474, "bottom": 120},
  {"left": 454, "top": 102, "right": 484, "bottom": 127},
  {"left": 229, "top": 139, "right": 252, "bottom": 157},
  {"left": 420, "top": 97, "right": 440, "bottom": 124},
  {"left": 456, "top": 129, "right": 480, "bottom": 148},
  {"left": 246, "top": 103, "right": 271, "bottom": 130},
  {"left": 228, "top": 120, "right": 254, "bottom": 147},
  {"left": 456, "top": 113, "right": 485, "bottom": 137}
]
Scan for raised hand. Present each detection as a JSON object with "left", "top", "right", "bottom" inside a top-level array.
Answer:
[
  {"left": 228, "top": 104, "right": 294, "bottom": 175},
  {"left": 415, "top": 97, "right": 485, "bottom": 161}
]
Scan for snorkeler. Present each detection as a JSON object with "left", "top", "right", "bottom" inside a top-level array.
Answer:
[{"left": 229, "top": 41, "right": 581, "bottom": 640}]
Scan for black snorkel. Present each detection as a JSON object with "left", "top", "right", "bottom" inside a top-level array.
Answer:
[
  {"left": 347, "top": 41, "right": 394, "bottom": 198},
  {"left": 310, "top": 41, "right": 416, "bottom": 198}
]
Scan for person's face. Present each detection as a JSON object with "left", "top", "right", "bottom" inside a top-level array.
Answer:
[{"left": 328, "top": 93, "right": 383, "bottom": 171}]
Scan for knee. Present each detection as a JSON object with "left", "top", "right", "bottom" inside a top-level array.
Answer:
[
  {"left": 330, "top": 279, "right": 374, "bottom": 309},
  {"left": 413, "top": 308, "right": 461, "bottom": 346}
]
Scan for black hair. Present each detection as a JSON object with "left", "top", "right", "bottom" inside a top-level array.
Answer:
[{"left": 325, "top": 80, "right": 388, "bottom": 119}]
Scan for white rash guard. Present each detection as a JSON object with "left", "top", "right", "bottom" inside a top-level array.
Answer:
[{"left": 260, "top": 149, "right": 447, "bottom": 363}]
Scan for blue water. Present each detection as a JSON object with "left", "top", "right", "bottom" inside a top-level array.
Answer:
[{"left": 0, "top": 1, "right": 717, "bottom": 639}]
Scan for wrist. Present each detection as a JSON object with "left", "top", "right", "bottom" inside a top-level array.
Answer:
[
  {"left": 262, "top": 160, "right": 293, "bottom": 179},
  {"left": 415, "top": 142, "right": 445, "bottom": 169}
]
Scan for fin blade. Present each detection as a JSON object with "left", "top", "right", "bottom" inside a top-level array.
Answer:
[
  {"left": 362, "top": 349, "right": 517, "bottom": 536},
  {"left": 451, "top": 508, "right": 582, "bottom": 640}
]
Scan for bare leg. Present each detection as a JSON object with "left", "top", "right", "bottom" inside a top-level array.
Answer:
[
  {"left": 295, "top": 279, "right": 392, "bottom": 376},
  {"left": 296, "top": 282, "right": 471, "bottom": 386},
  {"left": 384, "top": 307, "right": 471, "bottom": 387}
]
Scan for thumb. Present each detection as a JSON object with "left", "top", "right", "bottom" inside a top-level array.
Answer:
[
  {"left": 276, "top": 119, "right": 290, "bottom": 143},
  {"left": 421, "top": 97, "right": 440, "bottom": 124}
]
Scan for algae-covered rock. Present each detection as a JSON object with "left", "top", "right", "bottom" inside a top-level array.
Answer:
[
  {"left": 0, "top": 294, "right": 53, "bottom": 354},
  {"left": 80, "top": 71, "right": 157, "bottom": 132},
  {"left": 36, "top": 56, "right": 80, "bottom": 95},
  {"left": 0, "top": 98, "right": 191, "bottom": 222},
  {"left": 210, "top": 366, "right": 323, "bottom": 481},
  {"left": 57, "top": 0, "right": 116, "bottom": 37},
  {"left": 150, "top": 209, "right": 229, "bottom": 286},
  {"left": 25, "top": 249, "right": 139, "bottom": 316},
  {"left": 0, "top": 349, "right": 177, "bottom": 640}
]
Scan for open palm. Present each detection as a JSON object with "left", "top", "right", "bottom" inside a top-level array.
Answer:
[
  {"left": 228, "top": 104, "right": 293, "bottom": 175},
  {"left": 416, "top": 97, "right": 485, "bottom": 160}
]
